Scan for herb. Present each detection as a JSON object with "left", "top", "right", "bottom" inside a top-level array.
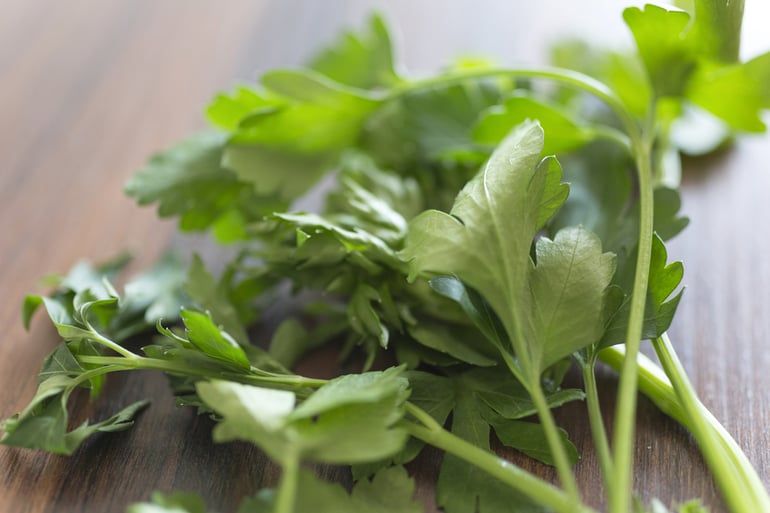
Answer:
[{"left": 3, "top": 3, "right": 770, "bottom": 513}]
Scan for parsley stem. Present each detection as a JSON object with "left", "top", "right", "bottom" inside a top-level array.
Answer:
[
  {"left": 581, "top": 360, "right": 613, "bottom": 489},
  {"left": 600, "top": 343, "right": 770, "bottom": 513},
  {"left": 74, "top": 355, "right": 327, "bottom": 388},
  {"left": 528, "top": 380, "right": 582, "bottom": 502},
  {"left": 274, "top": 451, "right": 299, "bottom": 513},
  {"left": 652, "top": 334, "right": 768, "bottom": 513},
  {"left": 608, "top": 127, "right": 654, "bottom": 513},
  {"left": 386, "top": 66, "right": 640, "bottom": 143},
  {"left": 87, "top": 330, "right": 140, "bottom": 360},
  {"left": 403, "top": 419, "right": 596, "bottom": 513}
]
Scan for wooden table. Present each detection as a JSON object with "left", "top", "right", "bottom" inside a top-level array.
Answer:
[{"left": 1, "top": 1, "right": 769, "bottom": 512}]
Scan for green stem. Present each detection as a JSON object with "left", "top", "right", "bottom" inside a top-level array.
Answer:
[
  {"left": 600, "top": 343, "right": 770, "bottom": 513},
  {"left": 652, "top": 334, "right": 768, "bottom": 513},
  {"left": 68, "top": 364, "right": 124, "bottom": 390},
  {"left": 88, "top": 330, "right": 139, "bottom": 360},
  {"left": 274, "top": 451, "right": 300, "bottom": 513},
  {"left": 528, "top": 380, "right": 582, "bottom": 503},
  {"left": 608, "top": 130, "right": 655, "bottom": 513},
  {"left": 75, "top": 355, "right": 328, "bottom": 388},
  {"left": 403, "top": 416, "right": 596, "bottom": 513},
  {"left": 581, "top": 359, "right": 613, "bottom": 488},
  {"left": 599, "top": 346, "right": 685, "bottom": 426},
  {"left": 386, "top": 66, "right": 640, "bottom": 141},
  {"left": 499, "top": 355, "right": 581, "bottom": 502}
]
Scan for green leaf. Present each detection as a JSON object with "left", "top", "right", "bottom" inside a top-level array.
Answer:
[
  {"left": 404, "top": 124, "right": 613, "bottom": 375},
  {"left": 1, "top": 344, "right": 149, "bottom": 454},
  {"left": 121, "top": 252, "right": 187, "bottom": 331},
  {"left": 623, "top": 5, "right": 697, "bottom": 98},
  {"left": 238, "top": 467, "right": 423, "bottom": 513},
  {"left": 473, "top": 94, "right": 594, "bottom": 155},
  {"left": 223, "top": 70, "right": 381, "bottom": 200},
  {"left": 745, "top": 51, "right": 770, "bottom": 108},
  {"left": 436, "top": 378, "right": 545, "bottom": 513},
  {"left": 180, "top": 309, "right": 251, "bottom": 370},
  {"left": 309, "top": 13, "right": 400, "bottom": 90},
  {"left": 185, "top": 255, "right": 249, "bottom": 346},
  {"left": 429, "top": 276, "right": 509, "bottom": 354},
  {"left": 686, "top": 61, "right": 766, "bottom": 132},
  {"left": 601, "top": 234, "right": 684, "bottom": 347},
  {"left": 206, "top": 85, "right": 280, "bottom": 131},
  {"left": 197, "top": 368, "right": 409, "bottom": 465},
  {"left": 350, "top": 465, "right": 424, "bottom": 513},
  {"left": 527, "top": 227, "right": 615, "bottom": 370},
  {"left": 290, "top": 367, "right": 405, "bottom": 420},
  {"left": 407, "top": 321, "right": 497, "bottom": 367},
  {"left": 363, "top": 80, "right": 506, "bottom": 170},
  {"left": 127, "top": 491, "right": 208, "bottom": 513},
  {"left": 125, "top": 131, "right": 279, "bottom": 237},
  {"left": 457, "top": 367, "right": 584, "bottom": 421},
  {"left": 674, "top": 0, "right": 745, "bottom": 62},
  {"left": 489, "top": 418, "right": 579, "bottom": 467},
  {"left": 402, "top": 122, "right": 554, "bottom": 356}
]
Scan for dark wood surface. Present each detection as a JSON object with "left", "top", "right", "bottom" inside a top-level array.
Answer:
[{"left": 1, "top": 1, "right": 769, "bottom": 512}]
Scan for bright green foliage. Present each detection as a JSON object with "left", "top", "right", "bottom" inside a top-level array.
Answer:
[
  {"left": 624, "top": 5, "right": 697, "bottom": 98},
  {"left": 624, "top": 3, "right": 766, "bottom": 132},
  {"left": 686, "top": 62, "right": 766, "bottom": 131},
  {"left": 197, "top": 368, "right": 409, "bottom": 465},
  {"left": 745, "top": 52, "right": 770, "bottom": 108},
  {"left": 223, "top": 70, "right": 381, "bottom": 200},
  {"left": 473, "top": 94, "right": 594, "bottom": 155},
  {"left": 309, "top": 13, "right": 401, "bottom": 90},
  {"left": 674, "top": 0, "right": 744, "bottom": 62}
]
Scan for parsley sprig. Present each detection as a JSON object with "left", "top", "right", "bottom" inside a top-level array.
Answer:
[{"left": 3, "top": 2, "right": 770, "bottom": 513}]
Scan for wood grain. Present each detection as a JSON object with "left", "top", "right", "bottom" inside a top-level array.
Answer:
[{"left": 1, "top": 1, "right": 768, "bottom": 512}]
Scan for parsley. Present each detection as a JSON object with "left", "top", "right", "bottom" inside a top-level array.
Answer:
[{"left": 3, "top": 3, "right": 770, "bottom": 513}]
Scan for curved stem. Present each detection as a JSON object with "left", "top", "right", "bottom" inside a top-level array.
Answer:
[
  {"left": 87, "top": 330, "right": 139, "bottom": 360},
  {"left": 581, "top": 360, "right": 613, "bottom": 488},
  {"left": 403, "top": 413, "right": 596, "bottom": 513},
  {"left": 385, "top": 66, "right": 641, "bottom": 143},
  {"left": 653, "top": 334, "right": 768, "bottom": 513},
  {"left": 600, "top": 343, "right": 770, "bottom": 513}
]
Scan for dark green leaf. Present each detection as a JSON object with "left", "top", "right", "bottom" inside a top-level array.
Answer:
[{"left": 490, "top": 418, "right": 579, "bottom": 466}]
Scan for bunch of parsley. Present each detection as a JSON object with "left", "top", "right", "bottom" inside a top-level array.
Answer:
[{"left": 3, "top": 2, "right": 770, "bottom": 513}]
